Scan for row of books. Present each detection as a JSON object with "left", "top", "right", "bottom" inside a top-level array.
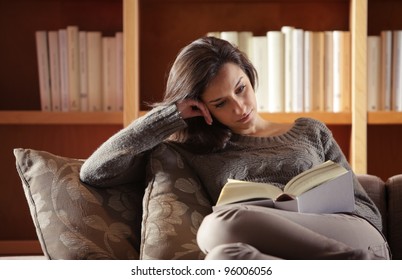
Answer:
[
  {"left": 35, "top": 26, "right": 123, "bottom": 112},
  {"left": 209, "top": 29, "right": 402, "bottom": 113},
  {"left": 208, "top": 30, "right": 351, "bottom": 113},
  {"left": 368, "top": 30, "right": 402, "bottom": 112}
]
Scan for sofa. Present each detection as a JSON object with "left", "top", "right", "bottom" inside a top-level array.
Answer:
[{"left": 13, "top": 144, "right": 402, "bottom": 260}]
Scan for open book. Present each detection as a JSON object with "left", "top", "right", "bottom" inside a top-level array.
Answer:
[{"left": 215, "top": 160, "right": 355, "bottom": 214}]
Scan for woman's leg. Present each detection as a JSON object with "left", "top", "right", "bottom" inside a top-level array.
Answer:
[{"left": 197, "top": 205, "right": 390, "bottom": 260}]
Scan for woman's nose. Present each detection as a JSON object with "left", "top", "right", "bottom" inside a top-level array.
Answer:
[{"left": 232, "top": 99, "right": 245, "bottom": 115}]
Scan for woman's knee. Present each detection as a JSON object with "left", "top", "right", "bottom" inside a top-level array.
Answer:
[{"left": 197, "top": 206, "right": 249, "bottom": 253}]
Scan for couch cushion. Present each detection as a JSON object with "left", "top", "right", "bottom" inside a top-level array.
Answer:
[
  {"left": 356, "top": 174, "right": 387, "bottom": 235},
  {"left": 140, "top": 144, "right": 212, "bottom": 259},
  {"left": 14, "top": 148, "right": 143, "bottom": 259},
  {"left": 385, "top": 175, "right": 402, "bottom": 259}
]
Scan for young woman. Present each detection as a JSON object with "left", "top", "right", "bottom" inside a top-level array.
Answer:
[{"left": 80, "top": 36, "right": 390, "bottom": 260}]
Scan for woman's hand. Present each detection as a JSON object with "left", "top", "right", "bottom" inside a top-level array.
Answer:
[{"left": 176, "top": 99, "right": 213, "bottom": 125}]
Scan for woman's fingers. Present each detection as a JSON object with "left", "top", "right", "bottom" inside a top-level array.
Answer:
[{"left": 177, "top": 99, "right": 213, "bottom": 125}]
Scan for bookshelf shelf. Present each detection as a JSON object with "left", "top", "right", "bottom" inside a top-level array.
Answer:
[
  {"left": 368, "top": 112, "right": 402, "bottom": 125},
  {"left": 260, "top": 112, "right": 352, "bottom": 125},
  {"left": 138, "top": 110, "right": 352, "bottom": 125},
  {"left": 0, "top": 111, "right": 123, "bottom": 125}
]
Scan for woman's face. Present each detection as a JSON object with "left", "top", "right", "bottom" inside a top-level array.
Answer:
[{"left": 201, "top": 63, "right": 258, "bottom": 135}]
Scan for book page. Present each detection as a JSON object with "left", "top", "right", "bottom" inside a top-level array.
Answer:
[
  {"left": 284, "top": 161, "right": 347, "bottom": 196},
  {"left": 216, "top": 179, "right": 283, "bottom": 206}
]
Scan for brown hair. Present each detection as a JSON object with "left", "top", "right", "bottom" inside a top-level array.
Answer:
[{"left": 158, "top": 36, "right": 258, "bottom": 152}]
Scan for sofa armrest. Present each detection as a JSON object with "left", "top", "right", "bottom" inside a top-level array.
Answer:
[
  {"left": 385, "top": 174, "right": 402, "bottom": 259},
  {"left": 356, "top": 174, "right": 387, "bottom": 235}
]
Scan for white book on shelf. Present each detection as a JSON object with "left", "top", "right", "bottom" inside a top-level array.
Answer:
[
  {"left": 292, "top": 28, "right": 304, "bottom": 112},
  {"left": 392, "top": 30, "right": 402, "bottom": 112},
  {"left": 304, "top": 31, "right": 313, "bottom": 112},
  {"left": 367, "top": 35, "right": 381, "bottom": 112},
  {"left": 115, "top": 32, "right": 124, "bottom": 112},
  {"left": 381, "top": 30, "right": 393, "bottom": 111},
  {"left": 220, "top": 31, "right": 239, "bottom": 47},
  {"left": 304, "top": 31, "right": 324, "bottom": 112},
  {"left": 250, "top": 36, "right": 269, "bottom": 112},
  {"left": 238, "top": 31, "right": 253, "bottom": 59},
  {"left": 67, "top": 25, "right": 80, "bottom": 111},
  {"left": 332, "top": 31, "right": 351, "bottom": 113},
  {"left": 313, "top": 32, "right": 325, "bottom": 112},
  {"left": 48, "top": 31, "right": 61, "bottom": 112},
  {"left": 79, "top": 31, "right": 88, "bottom": 112},
  {"left": 324, "top": 31, "right": 334, "bottom": 112},
  {"left": 102, "top": 36, "right": 117, "bottom": 112},
  {"left": 206, "top": 31, "right": 221, "bottom": 38},
  {"left": 267, "top": 31, "right": 284, "bottom": 112},
  {"left": 58, "top": 29, "right": 70, "bottom": 112},
  {"left": 87, "top": 31, "right": 103, "bottom": 112},
  {"left": 281, "top": 26, "right": 295, "bottom": 112},
  {"left": 35, "top": 31, "right": 52, "bottom": 111}
]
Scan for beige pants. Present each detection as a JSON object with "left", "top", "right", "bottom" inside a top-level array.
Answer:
[{"left": 197, "top": 205, "right": 391, "bottom": 260}]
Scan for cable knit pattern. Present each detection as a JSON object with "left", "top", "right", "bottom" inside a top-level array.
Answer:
[{"left": 80, "top": 105, "right": 382, "bottom": 232}]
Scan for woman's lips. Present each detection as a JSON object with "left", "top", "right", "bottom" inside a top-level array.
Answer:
[{"left": 237, "top": 110, "right": 252, "bottom": 123}]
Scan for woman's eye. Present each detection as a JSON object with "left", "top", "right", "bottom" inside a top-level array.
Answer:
[
  {"left": 215, "top": 101, "right": 226, "bottom": 108},
  {"left": 236, "top": 84, "right": 246, "bottom": 94}
]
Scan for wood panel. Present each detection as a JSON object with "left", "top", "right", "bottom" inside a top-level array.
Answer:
[
  {"left": 368, "top": 125, "right": 402, "bottom": 182},
  {"left": 0, "top": 240, "right": 42, "bottom": 257},
  {"left": 368, "top": 0, "right": 402, "bottom": 36},
  {"left": 139, "top": 0, "right": 349, "bottom": 110}
]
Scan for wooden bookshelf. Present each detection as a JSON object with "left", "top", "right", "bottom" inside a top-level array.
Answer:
[
  {"left": 0, "top": 111, "right": 123, "bottom": 125},
  {"left": 2, "top": 0, "right": 402, "bottom": 256}
]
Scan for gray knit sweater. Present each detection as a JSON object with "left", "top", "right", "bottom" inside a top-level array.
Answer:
[{"left": 80, "top": 105, "right": 382, "bottom": 232}]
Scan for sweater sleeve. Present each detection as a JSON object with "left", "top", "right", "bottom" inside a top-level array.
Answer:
[
  {"left": 316, "top": 120, "right": 383, "bottom": 231},
  {"left": 79, "top": 104, "right": 187, "bottom": 188}
]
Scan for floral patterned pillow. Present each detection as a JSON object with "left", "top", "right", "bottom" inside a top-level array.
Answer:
[
  {"left": 140, "top": 144, "right": 212, "bottom": 259},
  {"left": 14, "top": 148, "right": 143, "bottom": 260}
]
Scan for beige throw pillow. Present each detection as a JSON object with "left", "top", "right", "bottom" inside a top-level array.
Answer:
[
  {"left": 14, "top": 148, "right": 143, "bottom": 260},
  {"left": 140, "top": 144, "right": 212, "bottom": 259}
]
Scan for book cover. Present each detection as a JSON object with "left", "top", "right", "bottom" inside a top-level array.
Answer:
[
  {"left": 324, "top": 31, "right": 334, "bottom": 112},
  {"left": 267, "top": 31, "right": 285, "bottom": 113},
  {"left": 304, "top": 31, "right": 313, "bottom": 112},
  {"left": 58, "top": 29, "right": 70, "bottom": 112},
  {"left": 206, "top": 31, "right": 221, "bottom": 38},
  {"left": 79, "top": 30, "right": 88, "bottom": 112},
  {"left": 381, "top": 30, "right": 393, "bottom": 111},
  {"left": 67, "top": 26, "right": 80, "bottom": 111},
  {"left": 215, "top": 161, "right": 355, "bottom": 214},
  {"left": 48, "top": 31, "right": 61, "bottom": 112},
  {"left": 115, "top": 32, "right": 124, "bottom": 112},
  {"left": 392, "top": 30, "right": 402, "bottom": 112},
  {"left": 333, "top": 31, "right": 351, "bottom": 113},
  {"left": 281, "top": 26, "right": 295, "bottom": 113},
  {"left": 238, "top": 31, "right": 253, "bottom": 59},
  {"left": 102, "top": 36, "right": 117, "bottom": 112},
  {"left": 35, "top": 31, "right": 52, "bottom": 111},
  {"left": 250, "top": 36, "right": 269, "bottom": 112},
  {"left": 87, "top": 31, "right": 103, "bottom": 112},
  {"left": 367, "top": 35, "right": 381, "bottom": 112},
  {"left": 304, "top": 31, "right": 324, "bottom": 112},
  {"left": 292, "top": 29, "right": 304, "bottom": 112},
  {"left": 220, "top": 31, "right": 239, "bottom": 47}
]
